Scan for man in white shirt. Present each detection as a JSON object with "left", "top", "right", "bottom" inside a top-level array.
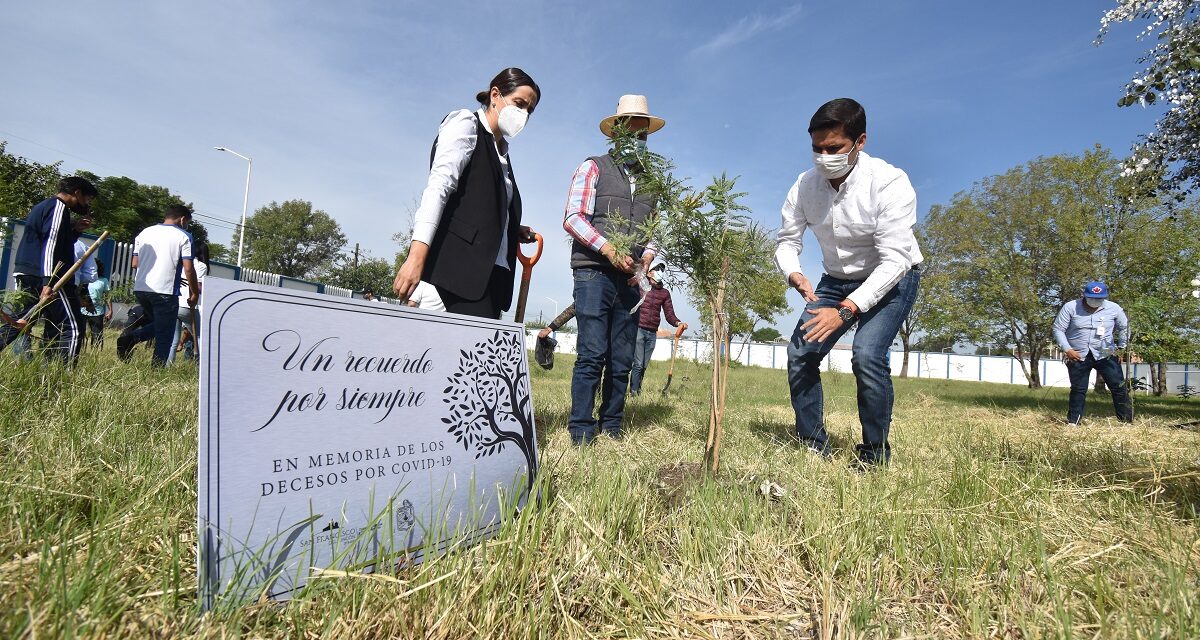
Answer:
[
  {"left": 406, "top": 281, "right": 445, "bottom": 311},
  {"left": 117, "top": 205, "right": 198, "bottom": 366},
  {"left": 775, "top": 98, "right": 923, "bottom": 467}
]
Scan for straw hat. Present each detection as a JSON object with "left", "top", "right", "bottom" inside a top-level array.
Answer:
[{"left": 599, "top": 95, "right": 666, "bottom": 137}]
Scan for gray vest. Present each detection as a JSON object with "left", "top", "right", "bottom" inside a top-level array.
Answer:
[{"left": 570, "top": 152, "right": 656, "bottom": 271}]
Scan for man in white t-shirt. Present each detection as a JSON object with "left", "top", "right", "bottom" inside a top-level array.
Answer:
[
  {"left": 117, "top": 205, "right": 198, "bottom": 365},
  {"left": 406, "top": 281, "right": 445, "bottom": 311}
]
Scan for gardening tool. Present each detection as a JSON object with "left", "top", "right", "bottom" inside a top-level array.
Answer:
[
  {"left": 661, "top": 323, "right": 686, "bottom": 395},
  {"left": 513, "top": 232, "right": 543, "bottom": 324},
  {"left": 2, "top": 231, "right": 110, "bottom": 331}
]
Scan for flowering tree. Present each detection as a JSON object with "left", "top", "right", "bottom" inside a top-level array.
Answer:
[{"left": 1098, "top": 1, "right": 1200, "bottom": 193}]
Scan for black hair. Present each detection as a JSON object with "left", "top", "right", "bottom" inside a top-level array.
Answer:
[
  {"left": 164, "top": 204, "right": 193, "bottom": 221},
  {"left": 193, "top": 241, "right": 210, "bottom": 265},
  {"left": 96, "top": 258, "right": 107, "bottom": 278},
  {"left": 807, "top": 98, "right": 866, "bottom": 141},
  {"left": 475, "top": 67, "right": 541, "bottom": 114},
  {"left": 57, "top": 176, "right": 98, "bottom": 197}
]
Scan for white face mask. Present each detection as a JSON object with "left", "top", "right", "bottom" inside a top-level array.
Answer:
[
  {"left": 812, "top": 139, "right": 860, "bottom": 180},
  {"left": 619, "top": 138, "right": 647, "bottom": 157},
  {"left": 1084, "top": 298, "right": 1104, "bottom": 309},
  {"left": 496, "top": 96, "right": 528, "bottom": 139}
]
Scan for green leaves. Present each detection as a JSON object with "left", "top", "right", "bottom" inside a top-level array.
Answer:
[
  {"left": 243, "top": 200, "right": 348, "bottom": 279},
  {"left": 920, "top": 146, "right": 1200, "bottom": 381},
  {"left": 324, "top": 252, "right": 394, "bottom": 296}
]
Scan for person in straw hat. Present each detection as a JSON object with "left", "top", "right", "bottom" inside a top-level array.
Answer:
[{"left": 562, "top": 94, "right": 665, "bottom": 445}]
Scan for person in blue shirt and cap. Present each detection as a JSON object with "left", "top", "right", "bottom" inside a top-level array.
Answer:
[{"left": 1052, "top": 281, "right": 1134, "bottom": 425}]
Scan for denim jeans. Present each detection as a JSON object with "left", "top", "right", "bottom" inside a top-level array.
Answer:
[
  {"left": 568, "top": 268, "right": 640, "bottom": 442},
  {"left": 132, "top": 291, "right": 180, "bottom": 366},
  {"left": 1066, "top": 354, "right": 1133, "bottom": 423},
  {"left": 629, "top": 327, "right": 659, "bottom": 395},
  {"left": 786, "top": 267, "right": 920, "bottom": 462},
  {"left": 168, "top": 305, "right": 199, "bottom": 365}
]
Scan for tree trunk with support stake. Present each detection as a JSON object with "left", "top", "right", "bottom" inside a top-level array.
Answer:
[{"left": 703, "top": 257, "right": 730, "bottom": 474}]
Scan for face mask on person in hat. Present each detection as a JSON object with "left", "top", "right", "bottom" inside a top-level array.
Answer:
[
  {"left": 614, "top": 138, "right": 647, "bottom": 164},
  {"left": 1084, "top": 297, "right": 1104, "bottom": 310},
  {"left": 496, "top": 95, "right": 529, "bottom": 139},
  {"left": 812, "top": 137, "right": 861, "bottom": 180}
]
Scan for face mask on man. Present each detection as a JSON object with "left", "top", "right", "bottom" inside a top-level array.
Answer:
[
  {"left": 812, "top": 138, "right": 860, "bottom": 180},
  {"left": 496, "top": 95, "right": 529, "bottom": 139},
  {"left": 1084, "top": 298, "right": 1104, "bottom": 310},
  {"left": 615, "top": 138, "right": 647, "bottom": 164}
]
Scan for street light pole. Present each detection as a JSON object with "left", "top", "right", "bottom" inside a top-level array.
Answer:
[
  {"left": 215, "top": 147, "right": 253, "bottom": 267},
  {"left": 545, "top": 296, "right": 559, "bottom": 318}
]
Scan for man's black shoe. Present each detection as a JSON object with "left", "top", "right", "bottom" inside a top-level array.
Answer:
[{"left": 116, "top": 333, "right": 135, "bottom": 361}]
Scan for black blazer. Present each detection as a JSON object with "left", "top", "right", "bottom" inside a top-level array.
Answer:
[{"left": 422, "top": 113, "right": 522, "bottom": 308}]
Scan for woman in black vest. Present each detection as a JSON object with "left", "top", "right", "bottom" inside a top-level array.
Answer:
[{"left": 392, "top": 68, "right": 541, "bottom": 319}]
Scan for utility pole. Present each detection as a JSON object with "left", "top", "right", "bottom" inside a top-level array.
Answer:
[{"left": 353, "top": 243, "right": 360, "bottom": 268}]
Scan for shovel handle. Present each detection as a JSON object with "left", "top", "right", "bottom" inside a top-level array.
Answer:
[
  {"left": 19, "top": 231, "right": 110, "bottom": 324},
  {"left": 517, "top": 233, "right": 543, "bottom": 281}
]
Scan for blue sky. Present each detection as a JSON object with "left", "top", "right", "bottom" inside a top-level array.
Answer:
[{"left": 0, "top": 1, "right": 1159, "bottom": 334}]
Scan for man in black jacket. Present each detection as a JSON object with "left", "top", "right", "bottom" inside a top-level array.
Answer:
[{"left": 1, "top": 176, "right": 97, "bottom": 361}]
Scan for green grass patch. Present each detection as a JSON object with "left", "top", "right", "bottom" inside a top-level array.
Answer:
[{"left": 2, "top": 345, "right": 1199, "bottom": 638}]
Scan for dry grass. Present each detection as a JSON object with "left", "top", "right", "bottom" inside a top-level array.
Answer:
[{"left": 1, "top": 345, "right": 1199, "bottom": 638}]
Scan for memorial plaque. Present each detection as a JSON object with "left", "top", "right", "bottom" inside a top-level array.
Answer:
[{"left": 198, "top": 279, "right": 537, "bottom": 609}]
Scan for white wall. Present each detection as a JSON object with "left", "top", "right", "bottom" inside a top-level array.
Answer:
[{"left": 526, "top": 331, "right": 1200, "bottom": 395}]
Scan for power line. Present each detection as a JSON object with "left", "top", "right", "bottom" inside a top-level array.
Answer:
[
  {"left": 0, "top": 129, "right": 246, "bottom": 219},
  {"left": 2, "top": 130, "right": 401, "bottom": 257}
]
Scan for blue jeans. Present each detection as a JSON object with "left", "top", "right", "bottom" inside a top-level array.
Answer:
[
  {"left": 629, "top": 327, "right": 659, "bottom": 395},
  {"left": 168, "top": 305, "right": 199, "bottom": 364},
  {"left": 1066, "top": 354, "right": 1133, "bottom": 423},
  {"left": 132, "top": 291, "right": 180, "bottom": 366},
  {"left": 787, "top": 267, "right": 920, "bottom": 462},
  {"left": 568, "top": 268, "right": 640, "bottom": 442}
]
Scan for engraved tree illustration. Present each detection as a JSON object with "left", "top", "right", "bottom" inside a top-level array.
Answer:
[{"left": 442, "top": 330, "right": 537, "bottom": 489}]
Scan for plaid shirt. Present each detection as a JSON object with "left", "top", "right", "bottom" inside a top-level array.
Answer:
[{"left": 562, "top": 158, "right": 657, "bottom": 256}]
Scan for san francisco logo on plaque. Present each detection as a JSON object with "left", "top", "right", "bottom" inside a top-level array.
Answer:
[{"left": 197, "top": 279, "right": 537, "bottom": 610}]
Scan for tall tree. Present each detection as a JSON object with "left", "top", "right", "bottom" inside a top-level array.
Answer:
[
  {"left": 325, "top": 251, "right": 395, "bottom": 296},
  {"left": 904, "top": 218, "right": 986, "bottom": 377},
  {"left": 751, "top": 327, "right": 782, "bottom": 343},
  {"left": 243, "top": 200, "right": 346, "bottom": 278},
  {"left": 923, "top": 147, "right": 1200, "bottom": 388},
  {"left": 79, "top": 172, "right": 212, "bottom": 247},
  {"left": 1098, "top": 1, "right": 1200, "bottom": 194},
  {"left": 0, "top": 144, "right": 213, "bottom": 249},
  {"left": 0, "top": 141, "right": 61, "bottom": 218},
  {"left": 1128, "top": 294, "right": 1200, "bottom": 395}
]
